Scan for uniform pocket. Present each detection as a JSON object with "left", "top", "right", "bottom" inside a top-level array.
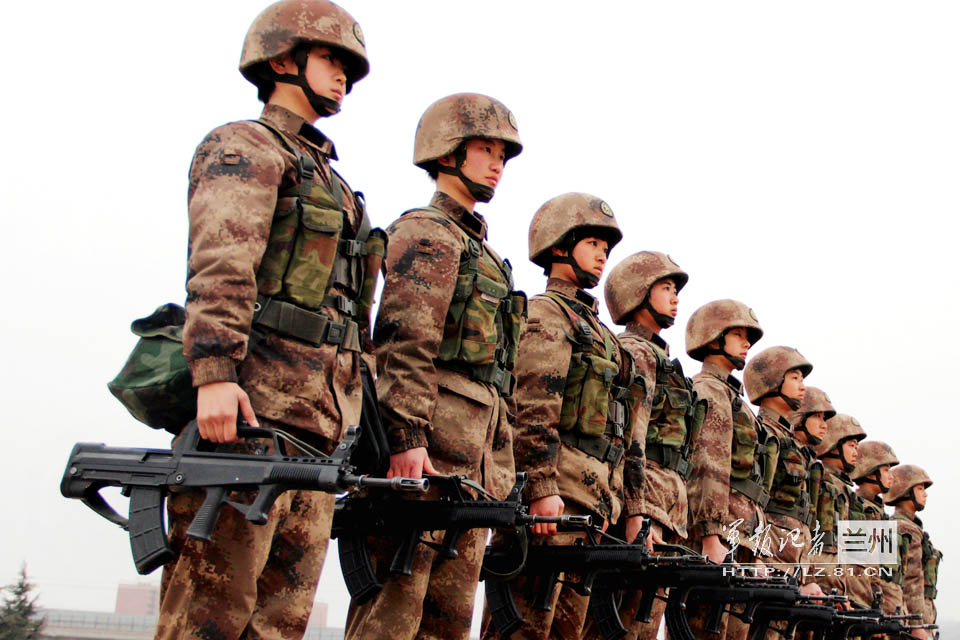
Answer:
[{"left": 284, "top": 204, "right": 343, "bottom": 308}]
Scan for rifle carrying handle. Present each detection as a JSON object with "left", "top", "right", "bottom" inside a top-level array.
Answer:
[{"left": 128, "top": 486, "right": 175, "bottom": 575}]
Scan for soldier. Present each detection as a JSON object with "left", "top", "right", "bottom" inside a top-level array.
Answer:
[
  {"left": 157, "top": 2, "right": 374, "bottom": 639},
  {"left": 482, "top": 192, "right": 645, "bottom": 640},
  {"left": 920, "top": 529, "right": 941, "bottom": 627},
  {"left": 886, "top": 465, "right": 936, "bottom": 639},
  {"left": 744, "top": 347, "right": 825, "bottom": 600},
  {"left": 345, "top": 93, "right": 523, "bottom": 640},
  {"left": 586, "top": 251, "right": 702, "bottom": 640},
  {"left": 810, "top": 414, "right": 867, "bottom": 604},
  {"left": 851, "top": 441, "right": 906, "bottom": 617},
  {"left": 683, "top": 299, "right": 770, "bottom": 640}
]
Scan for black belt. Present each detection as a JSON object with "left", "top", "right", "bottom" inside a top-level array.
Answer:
[
  {"left": 765, "top": 498, "right": 811, "bottom": 527},
  {"left": 254, "top": 296, "right": 360, "bottom": 352},
  {"left": 645, "top": 442, "right": 692, "bottom": 480},
  {"left": 559, "top": 431, "right": 624, "bottom": 466},
  {"left": 730, "top": 477, "right": 770, "bottom": 509},
  {"left": 437, "top": 360, "right": 515, "bottom": 397}
]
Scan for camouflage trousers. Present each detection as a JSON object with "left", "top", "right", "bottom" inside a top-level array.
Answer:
[
  {"left": 155, "top": 433, "right": 335, "bottom": 640},
  {"left": 580, "top": 520, "right": 680, "bottom": 640},
  {"left": 343, "top": 526, "right": 487, "bottom": 640},
  {"left": 923, "top": 597, "right": 936, "bottom": 625},
  {"left": 480, "top": 504, "right": 594, "bottom": 640}
]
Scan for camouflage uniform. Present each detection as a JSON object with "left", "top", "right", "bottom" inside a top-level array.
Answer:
[
  {"left": 920, "top": 531, "right": 941, "bottom": 625},
  {"left": 346, "top": 94, "right": 522, "bottom": 640},
  {"left": 484, "top": 193, "right": 643, "bottom": 640},
  {"left": 857, "top": 490, "right": 904, "bottom": 616},
  {"left": 157, "top": 3, "right": 371, "bottom": 638},
  {"left": 885, "top": 465, "right": 933, "bottom": 619}
]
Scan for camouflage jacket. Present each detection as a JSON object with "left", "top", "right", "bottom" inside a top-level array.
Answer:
[
  {"left": 512, "top": 278, "right": 644, "bottom": 523},
  {"left": 619, "top": 323, "right": 687, "bottom": 538},
  {"left": 374, "top": 192, "right": 515, "bottom": 496},
  {"left": 758, "top": 406, "right": 814, "bottom": 532},
  {"left": 892, "top": 506, "right": 925, "bottom": 616},
  {"left": 184, "top": 104, "right": 362, "bottom": 440},
  {"left": 688, "top": 361, "right": 766, "bottom": 545},
  {"left": 815, "top": 466, "right": 854, "bottom": 553}
]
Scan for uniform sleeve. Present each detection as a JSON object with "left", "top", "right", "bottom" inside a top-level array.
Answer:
[
  {"left": 620, "top": 345, "right": 648, "bottom": 517},
  {"left": 374, "top": 216, "right": 462, "bottom": 453},
  {"left": 903, "top": 528, "right": 926, "bottom": 615},
  {"left": 688, "top": 379, "right": 735, "bottom": 538},
  {"left": 183, "top": 123, "right": 285, "bottom": 386},
  {"left": 512, "top": 298, "right": 574, "bottom": 503},
  {"left": 619, "top": 339, "right": 656, "bottom": 516}
]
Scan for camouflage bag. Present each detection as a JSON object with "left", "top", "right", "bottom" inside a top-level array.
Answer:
[
  {"left": 559, "top": 352, "right": 619, "bottom": 437},
  {"left": 107, "top": 303, "right": 194, "bottom": 434}
]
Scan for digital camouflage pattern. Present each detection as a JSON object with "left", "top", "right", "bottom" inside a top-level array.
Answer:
[
  {"left": 921, "top": 530, "right": 941, "bottom": 625},
  {"left": 808, "top": 466, "right": 854, "bottom": 598},
  {"left": 851, "top": 440, "right": 900, "bottom": 482},
  {"left": 349, "top": 191, "right": 516, "bottom": 639},
  {"left": 108, "top": 303, "right": 194, "bottom": 433},
  {"left": 744, "top": 346, "right": 812, "bottom": 405},
  {"left": 885, "top": 464, "right": 932, "bottom": 504},
  {"left": 413, "top": 93, "right": 522, "bottom": 167},
  {"left": 239, "top": 0, "right": 369, "bottom": 88},
  {"left": 526, "top": 193, "right": 622, "bottom": 269},
  {"left": 688, "top": 361, "right": 768, "bottom": 544},
  {"left": 511, "top": 278, "right": 642, "bottom": 522},
  {"left": 175, "top": 103, "right": 364, "bottom": 639},
  {"left": 814, "top": 413, "right": 866, "bottom": 458},
  {"left": 789, "top": 386, "right": 836, "bottom": 426},
  {"left": 603, "top": 251, "right": 688, "bottom": 325},
  {"left": 684, "top": 299, "right": 763, "bottom": 361},
  {"left": 891, "top": 505, "right": 926, "bottom": 617},
  {"left": 857, "top": 489, "right": 905, "bottom": 616},
  {"left": 156, "top": 422, "right": 335, "bottom": 640}
]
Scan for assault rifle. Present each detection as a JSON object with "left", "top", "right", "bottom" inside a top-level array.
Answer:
[
  {"left": 61, "top": 421, "right": 426, "bottom": 575},
  {"left": 332, "top": 472, "right": 591, "bottom": 604}
]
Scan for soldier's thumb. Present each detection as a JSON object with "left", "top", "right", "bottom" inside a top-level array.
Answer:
[{"left": 238, "top": 390, "right": 259, "bottom": 428}]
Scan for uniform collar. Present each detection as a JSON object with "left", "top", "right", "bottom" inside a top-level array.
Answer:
[
  {"left": 701, "top": 360, "right": 742, "bottom": 390},
  {"left": 430, "top": 192, "right": 488, "bottom": 241},
  {"left": 825, "top": 466, "right": 854, "bottom": 486},
  {"left": 758, "top": 406, "right": 793, "bottom": 431},
  {"left": 857, "top": 487, "right": 885, "bottom": 508},
  {"left": 894, "top": 505, "right": 922, "bottom": 526},
  {"left": 624, "top": 321, "right": 668, "bottom": 352},
  {"left": 260, "top": 104, "right": 338, "bottom": 159},
  {"left": 546, "top": 278, "right": 599, "bottom": 314}
]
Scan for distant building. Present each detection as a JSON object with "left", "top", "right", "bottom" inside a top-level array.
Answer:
[{"left": 114, "top": 583, "right": 159, "bottom": 616}]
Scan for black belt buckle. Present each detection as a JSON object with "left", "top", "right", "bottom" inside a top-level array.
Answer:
[
  {"left": 325, "top": 321, "right": 346, "bottom": 346},
  {"left": 339, "top": 239, "right": 366, "bottom": 257},
  {"left": 605, "top": 442, "right": 624, "bottom": 466}
]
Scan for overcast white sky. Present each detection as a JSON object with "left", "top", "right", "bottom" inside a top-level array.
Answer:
[{"left": 2, "top": 0, "right": 958, "bottom": 633}]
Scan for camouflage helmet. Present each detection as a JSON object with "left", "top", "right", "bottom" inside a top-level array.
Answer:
[
  {"left": 791, "top": 386, "right": 837, "bottom": 424},
  {"left": 239, "top": 0, "right": 369, "bottom": 91},
  {"left": 604, "top": 252, "right": 689, "bottom": 325},
  {"left": 885, "top": 464, "right": 933, "bottom": 505},
  {"left": 852, "top": 441, "right": 900, "bottom": 482},
  {"left": 815, "top": 413, "right": 866, "bottom": 458},
  {"left": 413, "top": 93, "right": 523, "bottom": 168},
  {"left": 744, "top": 346, "right": 813, "bottom": 406},
  {"left": 529, "top": 193, "right": 622, "bottom": 271},
  {"left": 685, "top": 299, "right": 763, "bottom": 361}
]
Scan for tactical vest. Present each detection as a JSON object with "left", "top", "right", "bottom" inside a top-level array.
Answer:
[
  {"left": 728, "top": 391, "right": 774, "bottom": 509},
  {"left": 813, "top": 471, "right": 851, "bottom": 551},
  {"left": 414, "top": 207, "right": 525, "bottom": 396},
  {"left": 921, "top": 531, "right": 942, "bottom": 599},
  {"left": 892, "top": 513, "right": 917, "bottom": 589},
  {"left": 548, "top": 293, "right": 638, "bottom": 467},
  {"left": 640, "top": 339, "right": 705, "bottom": 481},
  {"left": 862, "top": 498, "right": 904, "bottom": 585},
  {"left": 766, "top": 427, "right": 813, "bottom": 526},
  {"left": 250, "top": 120, "right": 385, "bottom": 351}
]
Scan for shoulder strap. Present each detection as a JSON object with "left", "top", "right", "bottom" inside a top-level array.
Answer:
[{"left": 542, "top": 291, "right": 609, "bottom": 357}]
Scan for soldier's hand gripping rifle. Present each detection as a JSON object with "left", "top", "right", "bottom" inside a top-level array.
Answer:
[
  {"left": 331, "top": 472, "right": 591, "bottom": 605},
  {"left": 820, "top": 591, "right": 938, "bottom": 640},
  {"left": 60, "top": 421, "right": 427, "bottom": 575}
]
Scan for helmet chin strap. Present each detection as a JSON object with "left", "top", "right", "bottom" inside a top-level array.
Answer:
[
  {"left": 795, "top": 418, "right": 822, "bottom": 445},
  {"left": 640, "top": 297, "right": 675, "bottom": 328},
  {"left": 435, "top": 145, "right": 495, "bottom": 203},
  {"left": 775, "top": 381, "right": 802, "bottom": 411},
  {"left": 909, "top": 486, "right": 925, "bottom": 511},
  {"left": 273, "top": 48, "right": 341, "bottom": 118},
  {"left": 552, "top": 256, "right": 599, "bottom": 289},
  {"left": 870, "top": 470, "right": 890, "bottom": 493},
  {"left": 823, "top": 441, "right": 855, "bottom": 473},
  {"left": 704, "top": 331, "right": 745, "bottom": 370}
]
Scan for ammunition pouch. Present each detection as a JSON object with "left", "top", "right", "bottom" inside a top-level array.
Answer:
[
  {"left": 730, "top": 477, "right": 770, "bottom": 509},
  {"left": 645, "top": 442, "right": 692, "bottom": 481},
  {"left": 559, "top": 431, "right": 624, "bottom": 466},
  {"left": 254, "top": 295, "right": 360, "bottom": 352}
]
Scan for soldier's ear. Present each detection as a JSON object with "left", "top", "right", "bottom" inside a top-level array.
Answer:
[
  {"left": 268, "top": 53, "right": 297, "bottom": 75},
  {"left": 551, "top": 246, "right": 568, "bottom": 258},
  {"left": 436, "top": 152, "right": 456, "bottom": 168}
]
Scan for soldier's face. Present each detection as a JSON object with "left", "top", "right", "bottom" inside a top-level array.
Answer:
[
  {"left": 878, "top": 464, "right": 893, "bottom": 489},
  {"left": 803, "top": 411, "right": 828, "bottom": 441},
  {"left": 571, "top": 237, "right": 610, "bottom": 280},
  {"left": 841, "top": 438, "right": 859, "bottom": 466},
  {"left": 648, "top": 278, "right": 678, "bottom": 318},
  {"left": 457, "top": 138, "right": 507, "bottom": 190},
  {"left": 781, "top": 369, "right": 805, "bottom": 402},
  {"left": 723, "top": 327, "right": 752, "bottom": 360},
  {"left": 913, "top": 484, "right": 927, "bottom": 508},
  {"left": 304, "top": 46, "right": 348, "bottom": 106}
]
